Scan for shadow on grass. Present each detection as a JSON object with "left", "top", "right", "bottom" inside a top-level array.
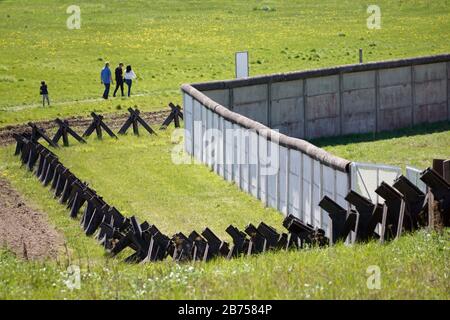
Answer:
[{"left": 311, "top": 121, "right": 450, "bottom": 148}]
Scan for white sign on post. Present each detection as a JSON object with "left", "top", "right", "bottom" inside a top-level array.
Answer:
[{"left": 235, "top": 51, "right": 249, "bottom": 78}]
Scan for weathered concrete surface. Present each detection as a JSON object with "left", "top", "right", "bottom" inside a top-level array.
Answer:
[
  {"left": 232, "top": 84, "right": 268, "bottom": 125},
  {"left": 307, "top": 75, "right": 339, "bottom": 95},
  {"left": 342, "top": 70, "right": 376, "bottom": 135},
  {"left": 271, "top": 97, "right": 304, "bottom": 137},
  {"left": 304, "top": 76, "right": 340, "bottom": 139},
  {"left": 202, "top": 89, "right": 230, "bottom": 107},
  {"left": 233, "top": 101, "right": 268, "bottom": 125},
  {"left": 271, "top": 79, "right": 303, "bottom": 100},
  {"left": 379, "top": 84, "right": 412, "bottom": 110},
  {"left": 378, "top": 106, "right": 413, "bottom": 131},
  {"left": 343, "top": 70, "right": 375, "bottom": 90},
  {"left": 271, "top": 79, "right": 304, "bottom": 137},
  {"left": 233, "top": 84, "right": 267, "bottom": 104},
  {"left": 414, "top": 63, "right": 448, "bottom": 124},
  {"left": 306, "top": 117, "right": 340, "bottom": 139},
  {"left": 194, "top": 55, "right": 450, "bottom": 140},
  {"left": 379, "top": 66, "right": 411, "bottom": 86}
]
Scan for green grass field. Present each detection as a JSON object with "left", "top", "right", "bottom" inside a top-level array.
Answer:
[
  {"left": 0, "top": 230, "right": 447, "bottom": 299},
  {"left": 0, "top": 123, "right": 449, "bottom": 299},
  {"left": 0, "top": 0, "right": 449, "bottom": 300},
  {"left": 0, "top": 0, "right": 449, "bottom": 126}
]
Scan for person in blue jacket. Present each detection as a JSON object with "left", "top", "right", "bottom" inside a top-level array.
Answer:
[{"left": 100, "top": 62, "right": 113, "bottom": 99}]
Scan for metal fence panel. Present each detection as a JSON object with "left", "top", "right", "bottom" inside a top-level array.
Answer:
[
  {"left": 406, "top": 166, "right": 426, "bottom": 193},
  {"left": 351, "top": 162, "right": 401, "bottom": 204}
]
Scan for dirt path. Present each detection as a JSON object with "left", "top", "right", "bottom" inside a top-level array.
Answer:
[
  {"left": 0, "top": 92, "right": 156, "bottom": 112},
  {"left": 0, "top": 109, "right": 171, "bottom": 146},
  {"left": 0, "top": 178, "right": 63, "bottom": 260}
]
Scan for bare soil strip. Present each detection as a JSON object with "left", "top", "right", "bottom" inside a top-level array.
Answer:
[
  {"left": 0, "top": 109, "right": 170, "bottom": 146},
  {"left": 0, "top": 177, "right": 63, "bottom": 260}
]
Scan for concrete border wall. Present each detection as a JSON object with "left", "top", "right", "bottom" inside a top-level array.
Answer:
[
  {"left": 181, "top": 54, "right": 449, "bottom": 236},
  {"left": 192, "top": 54, "right": 450, "bottom": 139},
  {"left": 182, "top": 85, "right": 351, "bottom": 236}
]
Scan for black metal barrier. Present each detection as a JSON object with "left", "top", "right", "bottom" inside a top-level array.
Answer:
[
  {"left": 118, "top": 108, "right": 156, "bottom": 136},
  {"left": 26, "top": 104, "right": 183, "bottom": 150}
]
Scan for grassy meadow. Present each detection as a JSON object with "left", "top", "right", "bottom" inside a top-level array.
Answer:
[
  {"left": 0, "top": 0, "right": 450, "bottom": 126},
  {"left": 0, "top": 0, "right": 449, "bottom": 300}
]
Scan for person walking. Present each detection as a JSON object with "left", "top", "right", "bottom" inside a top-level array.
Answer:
[
  {"left": 124, "top": 65, "right": 136, "bottom": 97},
  {"left": 113, "top": 62, "right": 124, "bottom": 97},
  {"left": 100, "top": 62, "right": 113, "bottom": 99},
  {"left": 40, "top": 81, "right": 50, "bottom": 107}
]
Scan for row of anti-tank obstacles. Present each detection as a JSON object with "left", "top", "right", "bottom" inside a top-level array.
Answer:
[
  {"left": 13, "top": 131, "right": 449, "bottom": 263},
  {"left": 26, "top": 103, "right": 184, "bottom": 148}
]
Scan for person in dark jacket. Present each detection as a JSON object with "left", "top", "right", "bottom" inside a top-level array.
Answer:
[
  {"left": 40, "top": 81, "right": 50, "bottom": 107},
  {"left": 113, "top": 62, "right": 124, "bottom": 97}
]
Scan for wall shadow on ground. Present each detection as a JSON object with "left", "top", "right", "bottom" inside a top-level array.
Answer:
[{"left": 311, "top": 121, "right": 450, "bottom": 148}]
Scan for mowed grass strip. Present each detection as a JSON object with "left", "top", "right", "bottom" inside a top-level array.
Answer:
[{"left": 0, "top": 230, "right": 448, "bottom": 299}]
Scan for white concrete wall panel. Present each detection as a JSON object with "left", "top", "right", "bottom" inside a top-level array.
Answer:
[
  {"left": 313, "top": 160, "right": 322, "bottom": 228},
  {"left": 249, "top": 131, "right": 259, "bottom": 198},
  {"left": 258, "top": 135, "right": 268, "bottom": 205},
  {"left": 302, "top": 154, "right": 313, "bottom": 224},
  {"left": 267, "top": 140, "right": 279, "bottom": 209},
  {"left": 183, "top": 93, "right": 193, "bottom": 155},
  {"left": 279, "top": 146, "right": 288, "bottom": 214},
  {"left": 224, "top": 120, "right": 234, "bottom": 182},
  {"left": 193, "top": 99, "right": 202, "bottom": 162},
  {"left": 288, "top": 150, "right": 302, "bottom": 218}
]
